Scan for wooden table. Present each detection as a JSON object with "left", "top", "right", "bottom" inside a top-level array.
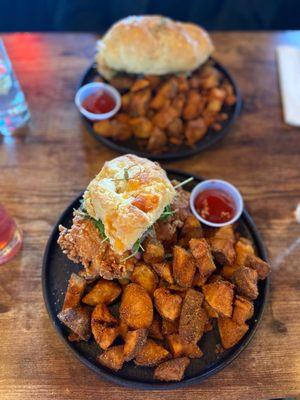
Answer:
[{"left": 0, "top": 32, "right": 300, "bottom": 400}]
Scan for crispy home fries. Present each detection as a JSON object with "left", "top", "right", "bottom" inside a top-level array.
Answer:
[
  {"left": 57, "top": 155, "right": 270, "bottom": 382},
  {"left": 91, "top": 15, "right": 237, "bottom": 154}
]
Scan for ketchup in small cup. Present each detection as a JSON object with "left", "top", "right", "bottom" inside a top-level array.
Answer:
[
  {"left": 190, "top": 179, "right": 243, "bottom": 227},
  {"left": 75, "top": 82, "right": 121, "bottom": 121}
]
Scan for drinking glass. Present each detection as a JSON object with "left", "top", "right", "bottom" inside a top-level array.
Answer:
[
  {"left": 0, "top": 38, "right": 30, "bottom": 136},
  {"left": 0, "top": 203, "right": 23, "bottom": 264}
]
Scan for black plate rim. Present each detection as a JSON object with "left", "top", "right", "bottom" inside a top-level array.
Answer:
[
  {"left": 42, "top": 169, "right": 269, "bottom": 390},
  {"left": 78, "top": 59, "right": 242, "bottom": 161}
]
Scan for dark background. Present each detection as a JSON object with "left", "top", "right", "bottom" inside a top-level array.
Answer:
[{"left": 1, "top": 0, "right": 300, "bottom": 32}]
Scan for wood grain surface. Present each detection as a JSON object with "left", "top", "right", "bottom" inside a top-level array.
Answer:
[{"left": 0, "top": 32, "right": 300, "bottom": 400}]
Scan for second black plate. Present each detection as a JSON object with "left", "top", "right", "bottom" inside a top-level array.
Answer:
[
  {"left": 42, "top": 170, "right": 268, "bottom": 390},
  {"left": 79, "top": 59, "right": 242, "bottom": 161}
]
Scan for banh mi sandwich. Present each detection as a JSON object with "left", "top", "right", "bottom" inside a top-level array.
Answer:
[
  {"left": 92, "top": 16, "right": 237, "bottom": 153},
  {"left": 58, "top": 154, "right": 192, "bottom": 280}
]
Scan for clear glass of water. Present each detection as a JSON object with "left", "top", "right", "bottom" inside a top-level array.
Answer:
[{"left": 0, "top": 38, "right": 30, "bottom": 136}]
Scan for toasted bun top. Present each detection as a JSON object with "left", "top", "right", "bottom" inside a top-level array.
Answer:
[
  {"left": 83, "top": 154, "right": 176, "bottom": 254},
  {"left": 96, "top": 15, "right": 214, "bottom": 79}
]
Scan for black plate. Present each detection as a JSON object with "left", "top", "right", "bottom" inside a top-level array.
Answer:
[
  {"left": 42, "top": 170, "right": 269, "bottom": 390},
  {"left": 79, "top": 59, "right": 242, "bottom": 161}
]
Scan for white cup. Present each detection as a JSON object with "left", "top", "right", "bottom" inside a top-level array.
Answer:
[
  {"left": 190, "top": 179, "right": 244, "bottom": 227},
  {"left": 75, "top": 82, "right": 121, "bottom": 121}
]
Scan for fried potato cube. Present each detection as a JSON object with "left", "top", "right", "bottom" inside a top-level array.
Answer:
[
  {"left": 111, "top": 119, "right": 132, "bottom": 141},
  {"left": 124, "top": 329, "right": 148, "bottom": 361},
  {"left": 119, "top": 283, "right": 153, "bottom": 329},
  {"left": 172, "top": 93, "right": 186, "bottom": 116},
  {"left": 119, "top": 320, "right": 129, "bottom": 340},
  {"left": 179, "top": 215, "right": 203, "bottom": 247},
  {"left": 82, "top": 279, "right": 122, "bottom": 306},
  {"left": 143, "top": 238, "right": 164, "bottom": 264},
  {"left": 150, "top": 79, "right": 178, "bottom": 109},
  {"left": 218, "top": 318, "right": 249, "bottom": 349},
  {"left": 232, "top": 295, "right": 254, "bottom": 325},
  {"left": 221, "top": 264, "right": 240, "bottom": 280},
  {"left": 235, "top": 238, "right": 255, "bottom": 266},
  {"left": 172, "top": 246, "right": 196, "bottom": 288},
  {"left": 131, "top": 78, "right": 150, "bottom": 92},
  {"left": 192, "top": 272, "right": 207, "bottom": 288},
  {"left": 162, "top": 318, "right": 179, "bottom": 336},
  {"left": 92, "top": 324, "right": 119, "bottom": 350},
  {"left": 149, "top": 314, "right": 164, "bottom": 340},
  {"left": 153, "top": 262, "right": 174, "bottom": 285},
  {"left": 129, "top": 88, "right": 151, "bottom": 117},
  {"left": 203, "top": 300, "right": 219, "bottom": 318},
  {"left": 58, "top": 306, "right": 91, "bottom": 341},
  {"left": 146, "top": 127, "right": 167, "bottom": 152},
  {"left": 110, "top": 75, "right": 135, "bottom": 90},
  {"left": 189, "top": 238, "right": 216, "bottom": 278},
  {"left": 152, "top": 105, "right": 178, "bottom": 129},
  {"left": 134, "top": 339, "right": 170, "bottom": 367},
  {"left": 232, "top": 266, "right": 258, "bottom": 300},
  {"left": 176, "top": 75, "right": 189, "bottom": 92},
  {"left": 154, "top": 357, "right": 190, "bottom": 382},
  {"left": 245, "top": 254, "right": 270, "bottom": 280},
  {"left": 129, "top": 116, "right": 153, "bottom": 139},
  {"left": 130, "top": 263, "right": 158, "bottom": 295},
  {"left": 93, "top": 120, "right": 114, "bottom": 138},
  {"left": 97, "top": 345, "right": 125, "bottom": 371},
  {"left": 92, "top": 303, "right": 117, "bottom": 324},
  {"left": 167, "top": 118, "right": 184, "bottom": 143},
  {"left": 209, "top": 226, "right": 236, "bottom": 265},
  {"left": 183, "top": 90, "right": 204, "bottom": 120},
  {"left": 154, "top": 288, "right": 182, "bottom": 321},
  {"left": 202, "top": 281, "right": 234, "bottom": 318},
  {"left": 179, "top": 288, "right": 206, "bottom": 343},
  {"left": 167, "top": 334, "right": 203, "bottom": 358},
  {"left": 63, "top": 273, "right": 87, "bottom": 310},
  {"left": 185, "top": 118, "right": 207, "bottom": 146}
]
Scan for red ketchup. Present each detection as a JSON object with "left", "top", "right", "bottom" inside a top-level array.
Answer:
[
  {"left": 82, "top": 90, "right": 116, "bottom": 114},
  {"left": 195, "top": 189, "right": 236, "bottom": 223}
]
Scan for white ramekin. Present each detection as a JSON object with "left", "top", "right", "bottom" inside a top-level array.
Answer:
[
  {"left": 75, "top": 82, "right": 121, "bottom": 121},
  {"left": 189, "top": 179, "right": 244, "bottom": 228}
]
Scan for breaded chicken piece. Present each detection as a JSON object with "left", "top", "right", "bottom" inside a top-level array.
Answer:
[{"left": 58, "top": 215, "right": 136, "bottom": 280}]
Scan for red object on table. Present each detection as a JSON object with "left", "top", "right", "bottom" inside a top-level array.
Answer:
[
  {"left": 195, "top": 188, "right": 236, "bottom": 223},
  {"left": 82, "top": 90, "right": 116, "bottom": 114}
]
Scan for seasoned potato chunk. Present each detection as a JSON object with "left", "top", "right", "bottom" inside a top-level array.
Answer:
[
  {"left": 235, "top": 238, "right": 255, "bottom": 266},
  {"left": 149, "top": 314, "right": 164, "bottom": 340},
  {"left": 154, "top": 357, "right": 190, "bottom": 382},
  {"left": 154, "top": 288, "right": 182, "bottom": 322},
  {"left": 92, "top": 303, "right": 117, "bottom": 324},
  {"left": 153, "top": 262, "right": 174, "bottom": 285},
  {"left": 92, "top": 324, "right": 119, "bottom": 350},
  {"left": 209, "top": 225, "right": 236, "bottom": 265},
  {"left": 131, "top": 263, "right": 158, "bottom": 295},
  {"left": 167, "top": 334, "right": 203, "bottom": 358},
  {"left": 162, "top": 318, "right": 179, "bottom": 336},
  {"left": 119, "top": 320, "right": 129, "bottom": 340},
  {"left": 202, "top": 281, "right": 234, "bottom": 318},
  {"left": 218, "top": 318, "right": 249, "bottom": 349},
  {"left": 245, "top": 254, "right": 270, "bottom": 280},
  {"left": 173, "top": 246, "right": 196, "bottom": 288},
  {"left": 189, "top": 238, "right": 216, "bottom": 278},
  {"left": 82, "top": 279, "right": 122, "bottom": 306},
  {"left": 134, "top": 339, "right": 170, "bottom": 367},
  {"left": 179, "top": 288, "right": 207, "bottom": 343},
  {"left": 179, "top": 215, "right": 203, "bottom": 247},
  {"left": 63, "top": 273, "right": 87, "bottom": 310},
  {"left": 124, "top": 329, "right": 148, "bottom": 361},
  {"left": 232, "top": 295, "right": 254, "bottom": 325},
  {"left": 143, "top": 238, "right": 164, "bottom": 264},
  {"left": 192, "top": 272, "right": 207, "bottom": 288},
  {"left": 232, "top": 266, "right": 258, "bottom": 300},
  {"left": 221, "top": 264, "right": 240, "bottom": 280},
  {"left": 119, "top": 283, "right": 153, "bottom": 329},
  {"left": 97, "top": 345, "right": 125, "bottom": 371},
  {"left": 58, "top": 306, "right": 91, "bottom": 341}
]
